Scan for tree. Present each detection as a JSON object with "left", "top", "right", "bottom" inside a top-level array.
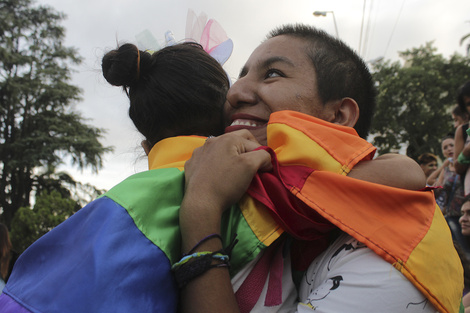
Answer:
[
  {"left": 461, "top": 33, "right": 470, "bottom": 56},
  {"left": 0, "top": 0, "right": 112, "bottom": 228},
  {"left": 370, "top": 42, "right": 470, "bottom": 161},
  {"left": 10, "top": 190, "right": 78, "bottom": 253}
]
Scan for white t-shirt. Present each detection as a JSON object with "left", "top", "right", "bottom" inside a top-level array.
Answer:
[
  {"left": 232, "top": 232, "right": 437, "bottom": 313},
  {"left": 297, "top": 233, "right": 437, "bottom": 313}
]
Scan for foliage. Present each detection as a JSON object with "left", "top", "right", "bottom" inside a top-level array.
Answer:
[
  {"left": 461, "top": 32, "right": 470, "bottom": 56},
  {"left": 0, "top": 0, "right": 112, "bottom": 228},
  {"left": 10, "top": 190, "right": 79, "bottom": 253},
  {"left": 370, "top": 42, "right": 470, "bottom": 161}
]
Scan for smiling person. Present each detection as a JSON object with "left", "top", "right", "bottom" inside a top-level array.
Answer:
[{"left": 179, "top": 24, "right": 463, "bottom": 313}]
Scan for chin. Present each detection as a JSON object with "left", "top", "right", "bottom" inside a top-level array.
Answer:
[{"left": 248, "top": 127, "right": 268, "bottom": 146}]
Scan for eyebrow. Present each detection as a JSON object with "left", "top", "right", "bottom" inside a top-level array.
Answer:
[{"left": 238, "top": 56, "right": 296, "bottom": 78}]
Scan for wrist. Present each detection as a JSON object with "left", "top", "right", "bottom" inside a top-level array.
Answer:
[{"left": 179, "top": 198, "right": 223, "bottom": 253}]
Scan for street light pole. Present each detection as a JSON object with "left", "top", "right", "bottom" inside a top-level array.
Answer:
[{"left": 313, "top": 11, "right": 339, "bottom": 38}]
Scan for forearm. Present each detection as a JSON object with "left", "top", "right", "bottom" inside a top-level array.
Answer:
[
  {"left": 179, "top": 196, "right": 239, "bottom": 313},
  {"left": 426, "top": 164, "right": 444, "bottom": 186},
  {"left": 434, "top": 166, "right": 446, "bottom": 187},
  {"left": 454, "top": 126, "right": 468, "bottom": 175}
]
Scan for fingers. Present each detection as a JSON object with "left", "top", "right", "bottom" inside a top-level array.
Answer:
[
  {"left": 205, "top": 129, "right": 261, "bottom": 151},
  {"left": 243, "top": 149, "right": 273, "bottom": 173},
  {"left": 183, "top": 130, "right": 272, "bottom": 211}
]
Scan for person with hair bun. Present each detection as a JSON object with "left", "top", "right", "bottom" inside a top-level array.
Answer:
[
  {"left": 102, "top": 42, "right": 228, "bottom": 145},
  {"left": 1, "top": 36, "right": 432, "bottom": 313},
  {"left": 0, "top": 41, "right": 231, "bottom": 313}
]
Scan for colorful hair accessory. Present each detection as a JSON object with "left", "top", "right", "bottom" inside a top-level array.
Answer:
[
  {"left": 135, "top": 9, "right": 233, "bottom": 66},
  {"left": 164, "top": 31, "right": 176, "bottom": 47},
  {"left": 185, "top": 9, "right": 233, "bottom": 65},
  {"left": 135, "top": 29, "right": 161, "bottom": 52}
]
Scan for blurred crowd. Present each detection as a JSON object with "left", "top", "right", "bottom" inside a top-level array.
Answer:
[{"left": 418, "top": 81, "right": 470, "bottom": 310}]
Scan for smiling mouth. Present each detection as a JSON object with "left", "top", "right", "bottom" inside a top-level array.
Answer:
[
  {"left": 224, "top": 118, "right": 267, "bottom": 134},
  {"left": 230, "top": 119, "right": 265, "bottom": 128}
]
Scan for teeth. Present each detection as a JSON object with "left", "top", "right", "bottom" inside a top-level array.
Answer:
[{"left": 231, "top": 120, "right": 259, "bottom": 127}]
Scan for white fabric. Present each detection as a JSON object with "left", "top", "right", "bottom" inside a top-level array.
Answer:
[{"left": 296, "top": 233, "right": 437, "bottom": 313}]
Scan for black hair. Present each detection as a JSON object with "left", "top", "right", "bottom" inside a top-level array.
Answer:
[
  {"left": 457, "top": 81, "right": 470, "bottom": 114},
  {"left": 102, "top": 42, "right": 229, "bottom": 147},
  {"left": 441, "top": 133, "right": 455, "bottom": 143},
  {"left": 452, "top": 105, "right": 468, "bottom": 120},
  {"left": 417, "top": 153, "right": 438, "bottom": 165},
  {"left": 267, "top": 24, "right": 376, "bottom": 139}
]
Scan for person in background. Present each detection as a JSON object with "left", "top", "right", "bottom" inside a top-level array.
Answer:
[
  {"left": 454, "top": 81, "right": 470, "bottom": 194},
  {"left": 459, "top": 196, "right": 470, "bottom": 312},
  {"left": 418, "top": 152, "right": 438, "bottom": 180},
  {"left": 0, "top": 224, "right": 12, "bottom": 293},
  {"left": 453, "top": 105, "right": 469, "bottom": 130},
  {"left": 429, "top": 135, "right": 468, "bottom": 254}
]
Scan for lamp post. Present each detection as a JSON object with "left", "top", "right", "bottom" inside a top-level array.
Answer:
[{"left": 313, "top": 11, "right": 339, "bottom": 38}]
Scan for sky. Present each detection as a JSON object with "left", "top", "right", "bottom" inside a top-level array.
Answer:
[{"left": 34, "top": 0, "right": 470, "bottom": 190}]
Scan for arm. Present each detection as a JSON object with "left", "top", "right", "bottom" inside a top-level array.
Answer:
[
  {"left": 179, "top": 130, "right": 271, "bottom": 313},
  {"left": 454, "top": 124, "right": 468, "bottom": 175},
  {"left": 348, "top": 153, "right": 426, "bottom": 190},
  {"left": 427, "top": 159, "right": 450, "bottom": 186}
]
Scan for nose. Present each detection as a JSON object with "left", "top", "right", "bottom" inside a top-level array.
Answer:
[
  {"left": 226, "top": 76, "right": 258, "bottom": 109},
  {"left": 460, "top": 214, "right": 466, "bottom": 225}
]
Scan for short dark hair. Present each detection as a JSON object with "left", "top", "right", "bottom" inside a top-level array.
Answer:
[
  {"left": 267, "top": 24, "right": 376, "bottom": 139},
  {"left": 462, "top": 194, "right": 470, "bottom": 206},
  {"left": 452, "top": 105, "right": 468, "bottom": 120},
  {"left": 457, "top": 81, "right": 470, "bottom": 113},
  {"left": 102, "top": 42, "right": 229, "bottom": 147},
  {"left": 417, "top": 153, "right": 438, "bottom": 165},
  {"left": 441, "top": 133, "right": 454, "bottom": 143}
]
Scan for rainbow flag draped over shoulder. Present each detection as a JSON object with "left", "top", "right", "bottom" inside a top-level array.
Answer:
[
  {"left": 0, "top": 111, "right": 462, "bottom": 313},
  {"left": 0, "top": 136, "right": 277, "bottom": 313},
  {"left": 247, "top": 111, "right": 462, "bottom": 313}
]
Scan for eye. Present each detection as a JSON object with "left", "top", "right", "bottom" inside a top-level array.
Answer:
[{"left": 265, "top": 68, "right": 284, "bottom": 79}]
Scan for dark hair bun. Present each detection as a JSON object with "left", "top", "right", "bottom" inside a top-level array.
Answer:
[{"left": 102, "top": 43, "right": 149, "bottom": 87}]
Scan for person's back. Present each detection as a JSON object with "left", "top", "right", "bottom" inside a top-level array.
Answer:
[{"left": 0, "top": 41, "right": 232, "bottom": 313}]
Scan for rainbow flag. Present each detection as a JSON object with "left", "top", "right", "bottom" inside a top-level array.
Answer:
[{"left": 0, "top": 111, "right": 462, "bottom": 313}]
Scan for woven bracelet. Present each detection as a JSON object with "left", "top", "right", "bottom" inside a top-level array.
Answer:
[{"left": 172, "top": 251, "right": 230, "bottom": 288}]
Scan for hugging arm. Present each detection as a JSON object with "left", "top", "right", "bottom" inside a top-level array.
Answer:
[
  {"left": 348, "top": 153, "right": 426, "bottom": 190},
  {"left": 179, "top": 130, "right": 271, "bottom": 313}
]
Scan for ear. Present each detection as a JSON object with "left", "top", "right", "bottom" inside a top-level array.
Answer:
[
  {"left": 331, "top": 97, "right": 359, "bottom": 128},
  {"left": 141, "top": 140, "right": 152, "bottom": 156}
]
